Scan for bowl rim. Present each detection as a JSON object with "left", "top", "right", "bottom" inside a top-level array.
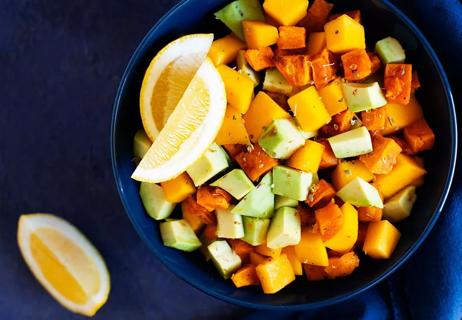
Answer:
[{"left": 111, "top": 0, "right": 458, "bottom": 311}]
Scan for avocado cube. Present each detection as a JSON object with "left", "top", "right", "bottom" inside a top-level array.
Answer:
[
  {"left": 328, "top": 126, "right": 372, "bottom": 159},
  {"left": 383, "top": 186, "right": 416, "bottom": 222},
  {"left": 207, "top": 240, "right": 242, "bottom": 279},
  {"left": 139, "top": 182, "right": 175, "bottom": 220},
  {"left": 337, "top": 177, "right": 383, "bottom": 208},
  {"left": 342, "top": 82, "right": 387, "bottom": 112},
  {"left": 242, "top": 217, "right": 271, "bottom": 246},
  {"left": 237, "top": 50, "right": 260, "bottom": 86},
  {"left": 210, "top": 169, "right": 254, "bottom": 200},
  {"left": 133, "top": 129, "right": 152, "bottom": 159},
  {"left": 216, "top": 206, "right": 245, "bottom": 239},
  {"left": 263, "top": 68, "right": 294, "bottom": 95},
  {"left": 186, "top": 143, "right": 229, "bottom": 186},
  {"left": 214, "top": 0, "right": 265, "bottom": 40},
  {"left": 272, "top": 166, "right": 313, "bottom": 201},
  {"left": 266, "top": 207, "right": 301, "bottom": 249},
  {"left": 159, "top": 220, "right": 201, "bottom": 252},
  {"left": 232, "top": 172, "right": 275, "bottom": 218},
  {"left": 275, "top": 195, "right": 299, "bottom": 209},
  {"left": 375, "top": 37, "right": 406, "bottom": 64},
  {"left": 258, "top": 119, "right": 305, "bottom": 159}
]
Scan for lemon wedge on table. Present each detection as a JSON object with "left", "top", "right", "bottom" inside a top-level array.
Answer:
[{"left": 17, "top": 214, "right": 110, "bottom": 316}]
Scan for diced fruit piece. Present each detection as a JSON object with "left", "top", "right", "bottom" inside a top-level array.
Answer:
[
  {"left": 160, "top": 220, "right": 201, "bottom": 252},
  {"left": 300, "top": 130, "right": 318, "bottom": 140},
  {"left": 228, "top": 239, "right": 254, "bottom": 262},
  {"left": 358, "top": 206, "right": 383, "bottom": 222},
  {"left": 298, "top": 204, "right": 316, "bottom": 227},
  {"left": 294, "top": 228, "right": 328, "bottom": 266},
  {"left": 208, "top": 240, "right": 242, "bottom": 278},
  {"left": 375, "top": 37, "right": 406, "bottom": 64},
  {"left": 324, "top": 14, "right": 365, "bottom": 53},
  {"left": 318, "top": 140, "right": 339, "bottom": 169},
  {"left": 328, "top": 126, "right": 372, "bottom": 158},
  {"left": 244, "top": 91, "right": 291, "bottom": 142},
  {"left": 231, "top": 265, "right": 260, "bottom": 287},
  {"left": 215, "top": 0, "right": 265, "bottom": 40},
  {"left": 161, "top": 172, "right": 196, "bottom": 203},
  {"left": 324, "top": 252, "right": 360, "bottom": 279},
  {"left": 266, "top": 207, "right": 301, "bottom": 249},
  {"left": 235, "top": 144, "right": 278, "bottom": 181},
  {"left": 258, "top": 119, "right": 305, "bottom": 159},
  {"left": 403, "top": 119, "right": 435, "bottom": 153},
  {"left": 383, "top": 186, "right": 417, "bottom": 222},
  {"left": 133, "top": 129, "right": 152, "bottom": 159},
  {"left": 373, "top": 154, "right": 426, "bottom": 199},
  {"left": 288, "top": 86, "right": 332, "bottom": 132},
  {"left": 242, "top": 217, "right": 271, "bottom": 246},
  {"left": 342, "top": 82, "right": 387, "bottom": 112},
  {"left": 324, "top": 203, "right": 358, "bottom": 252},
  {"left": 331, "top": 160, "right": 374, "bottom": 190},
  {"left": 182, "top": 196, "right": 216, "bottom": 225},
  {"left": 216, "top": 206, "right": 244, "bottom": 239},
  {"left": 306, "top": 179, "right": 336, "bottom": 208},
  {"left": 256, "top": 244, "right": 281, "bottom": 258},
  {"left": 361, "top": 107, "right": 386, "bottom": 132},
  {"left": 217, "top": 64, "right": 254, "bottom": 113},
  {"left": 216, "top": 106, "right": 251, "bottom": 145},
  {"left": 287, "top": 140, "right": 325, "bottom": 173},
  {"left": 341, "top": 49, "right": 372, "bottom": 81},
  {"left": 262, "top": 68, "right": 294, "bottom": 95},
  {"left": 250, "top": 252, "right": 268, "bottom": 265},
  {"left": 310, "top": 48, "right": 337, "bottom": 89},
  {"left": 329, "top": 10, "right": 361, "bottom": 23},
  {"left": 197, "top": 186, "right": 232, "bottom": 211},
  {"left": 356, "top": 222, "right": 368, "bottom": 249},
  {"left": 275, "top": 195, "right": 299, "bottom": 209},
  {"left": 186, "top": 143, "right": 229, "bottom": 186},
  {"left": 140, "top": 182, "right": 175, "bottom": 220},
  {"left": 244, "top": 47, "right": 274, "bottom": 71},
  {"left": 384, "top": 64, "right": 413, "bottom": 104},
  {"left": 369, "top": 52, "right": 382, "bottom": 73},
  {"left": 315, "top": 203, "right": 344, "bottom": 241},
  {"left": 223, "top": 144, "right": 246, "bottom": 158},
  {"left": 263, "top": 0, "right": 308, "bottom": 26},
  {"left": 232, "top": 172, "right": 275, "bottom": 218},
  {"left": 273, "top": 166, "right": 313, "bottom": 201},
  {"left": 209, "top": 34, "right": 246, "bottom": 66},
  {"left": 320, "top": 109, "right": 355, "bottom": 137},
  {"left": 299, "top": 0, "right": 333, "bottom": 32},
  {"left": 411, "top": 71, "right": 421, "bottom": 92},
  {"left": 277, "top": 26, "right": 306, "bottom": 49},
  {"left": 337, "top": 177, "right": 383, "bottom": 208},
  {"left": 304, "top": 264, "right": 326, "bottom": 280},
  {"left": 256, "top": 254, "right": 295, "bottom": 294},
  {"left": 236, "top": 50, "right": 260, "bottom": 86},
  {"left": 274, "top": 54, "right": 311, "bottom": 86},
  {"left": 307, "top": 32, "right": 326, "bottom": 55},
  {"left": 359, "top": 135, "right": 402, "bottom": 175},
  {"left": 318, "top": 79, "right": 348, "bottom": 116},
  {"left": 382, "top": 95, "right": 424, "bottom": 135},
  {"left": 282, "top": 246, "right": 303, "bottom": 275},
  {"left": 211, "top": 169, "right": 254, "bottom": 200},
  {"left": 363, "top": 220, "right": 401, "bottom": 259},
  {"left": 182, "top": 203, "right": 205, "bottom": 232},
  {"left": 242, "top": 20, "right": 279, "bottom": 49}
]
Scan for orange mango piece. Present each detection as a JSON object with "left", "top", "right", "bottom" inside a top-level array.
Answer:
[
  {"left": 231, "top": 265, "right": 260, "bottom": 288},
  {"left": 294, "top": 228, "right": 328, "bottom": 266},
  {"left": 287, "top": 140, "right": 325, "bottom": 173},
  {"left": 249, "top": 252, "right": 268, "bottom": 266},
  {"left": 282, "top": 246, "right": 303, "bottom": 276},
  {"left": 363, "top": 220, "right": 401, "bottom": 259},
  {"left": 215, "top": 106, "right": 250, "bottom": 145},
  {"left": 382, "top": 95, "right": 424, "bottom": 135},
  {"left": 324, "top": 14, "right": 365, "bottom": 53},
  {"left": 208, "top": 34, "right": 246, "bottom": 66},
  {"left": 161, "top": 173, "right": 195, "bottom": 203},
  {"left": 324, "top": 203, "right": 358, "bottom": 253},
  {"left": 263, "top": 0, "right": 308, "bottom": 26},
  {"left": 217, "top": 64, "right": 254, "bottom": 114},
  {"left": 331, "top": 160, "right": 374, "bottom": 190},
  {"left": 307, "top": 32, "right": 326, "bottom": 55},
  {"left": 256, "top": 254, "right": 295, "bottom": 294},
  {"left": 256, "top": 244, "right": 281, "bottom": 258},
  {"left": 242, "top": 20, "right": 279, "bottom": 49},
  {"left": 288, "top": 86, "right": 331, "bottom": 131},
  {"left": 318, "top": 79, "right": 348, "bottom": 116}
]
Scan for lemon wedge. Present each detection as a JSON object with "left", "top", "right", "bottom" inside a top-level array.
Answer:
[{"left": 17, "top": 214, "right": 110, "bottom": 316}]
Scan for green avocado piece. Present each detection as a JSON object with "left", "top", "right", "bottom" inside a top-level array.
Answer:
[
  {"left": 275, "top": 195, "right": 299, "bottom": 209},
  {"left": 242, "top": 216, "right": 271, "bottom": 246},
  {"left": 186, "top": 143, "right": 229, "bottom": 186},
  {"left": 210, "top": 169, "right": 255, "bottom": 200},
  {"left": 133, "top": 129, "right": 152, "bottom": 159},
  {"left": 263, "top": 68, "right": 294, "bottom": 95},
  {"left": 207, "top": 240, "right": 242, "bottom": 279},
  {"left": 216, "top": 206, "right": 245, "bottom": 239},
  {"left": 214, "top": 0, "right": 265, "bottom": 40},
  {"left": 342, "top": 82, "right": 387, "bottom": 112},
  {"left": 159, "top": 220, "right": 201, "bottom": 252},
  {"left": 375, "top": 37, "right": 406, "bottom": 64},
  {"left": 272, "top": 166, "right": 313, "bottom": 201},
  {"left": 383, "top": 186, "right": 416, "bottom": 222},
  {"left": 139, "top": 182, "right": 175, "bottom": 220},
  {"left": 266, "top": 207, "right": 301, "bottom": 249},
  {"left": 232, "top": 172, "right": 275, "bottom": 218},
  {"left": 337, "top": 177, "right": 383, "bottom": 208},
  {"left": 328, "top": 126, "right": 372, "bottom": 159},
  {"left": 258, "top": 119, "right": 305, "bottom": 159},
  {"left": 237, "top": 50, "right": 260, "bottom": 86}
]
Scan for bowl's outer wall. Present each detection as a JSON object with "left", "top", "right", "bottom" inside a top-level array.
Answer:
[{"left": 112, "top": 0, "right": 457, "bottom": 309}]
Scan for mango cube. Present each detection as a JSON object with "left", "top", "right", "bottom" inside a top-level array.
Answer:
[
  {"left": 287, "top": 140, "right": 325, "bottom": 173},
  {"left": 382, "top": 95, "right": 424, "bottom": 135},
  {"left": 307, "top": 32, "right": 326, "bottom": 55},
  {"left": 363, "top": 220, "right": 401, "bottom": 259},
  {"left": 215, "top": 106, "right": 250, "bottom": 145},
  {"left": 258, "top": 119, "right": 305, "bottom": 159},
  {"left": 282, "top": 246, "right": 303, "bottom": 275},
  {"left": 294, "top": 228, "right": 328, "bottom": 266},
  {"left": 324, "top": 203, "right": 358, "bottom": 253},
  {"left": 324, "top": 14, "right": 365, "bottom": 53},
  {"left": 256, "top": 254, "right": 295, "bottom": 294},
  {"left": 331, "top": 160, "right": 374, "bottom": 190},
  {"left": 186, "top": 143, "right": 229, "bottom": 186},
  {"left": 242, "top": 20, "right": 279, "bottom": 49},
  {"left": 161, "top": 172, "right": 196, "bottom": 203},
  {"left": 209, "top": 34, "right": 246, "bottom": 66},
  {"left": 256, "top": 243, "right": 281, "bottom": 258},
  {"left": 318, "top": 79, "right": 348, "bottom": 116},
  {"left": 263, "top": 0, "right": 308, "bottom": 26},
  {"left": 288, "top": 86, "right": 331, "bottom": 132},
  {"left": 217, "top": 64, "right": 254, "bottom": 113}
]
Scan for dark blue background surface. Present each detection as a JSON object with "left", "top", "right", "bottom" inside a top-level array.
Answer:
[{"left": 0, "top": 1, "right": 460, "bottom": 319}]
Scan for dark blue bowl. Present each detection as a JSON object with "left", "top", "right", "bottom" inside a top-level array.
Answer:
[{"left": 111, "top": 0, "right": 457, "bottom": 310}]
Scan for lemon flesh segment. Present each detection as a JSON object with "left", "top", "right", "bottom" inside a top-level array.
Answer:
[
  {"left": 132, "top": 58, "right": 227, "bottom": 183},
  {"left": 140, "top": 34, "right": 214, "bottom": 141},
  {"left": 17, "top": 214, "right": 110, "bottom": 317}
]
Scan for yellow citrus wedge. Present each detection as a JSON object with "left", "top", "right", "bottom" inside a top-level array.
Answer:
[
  {"left": 140, "top": 33, "right": 214, "bottom": 141},
  {"left": 132, "top": 57, "right": 227, "bottom": 183},
  {"left": 17, "top": 214, "right": 110, "bottom": 316}
]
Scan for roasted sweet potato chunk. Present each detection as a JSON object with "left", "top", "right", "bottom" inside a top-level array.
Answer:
[
  {"left": 311, "top": 48, "right": 337, "bottom": 89},
  {"left": 197, "top": 186, "right": 232, "bottom": 211},
  {"left": 229, "top": 239, "right": 254, "bottom": 263},
  {"left": 384, "top": 64, "right": 413, "bottom": 104},
  {"left": 306, "top": 179, "right": 336, "bottom": 208},
  {"left": 319, "top": 140, "right": 339, "bottom": 169},
  {"left": 274, "top": 54, "right": 311, "bottom": 86},
  {"left": 244, "top": 47, "right": 275, "bottom": 71},
  {"left": 277, "top": 26, "right": 306, "bottom": 50},
  {"left": 182, "top": 196, "right": 216, "bottom": 225},
  {"left": 403, "top": 119, "right": 435, "bottom": 153},
  {"left": 358, "top": 207, "right": 383, "bottom": 222},
  {"left": 299, "top": 0, "right": 334, "bottom": 32},
  {"left": 341, "top": 49, "right": 372, "bottom": 81},
  {"left": 361, "top": 107, "right": 386, "bottom": 132},
  {"left": 359, "top": 135, "right": 402, "bottom": 174},
  {"left": 324, "top": 252, "right": 360, "bottom": 279},
  {"left": 315, "top": 203, "right": 344, "bottom": 241},
  {"left": 235, "top": 144, "right": 278, "bottom": 181}
]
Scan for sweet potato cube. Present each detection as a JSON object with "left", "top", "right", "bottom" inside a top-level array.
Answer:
[
  {"left": 231, "top": 265, "right": 260, "bottom": 288},
  {"left": 181, "top": 195, "right": 216, "bottom": 225},
  {"left": 306, "top": 179, "right": 336, "bottom": 208},
  {"left": 235, "top": 144, "right": 278, "bottom": 181},
  {"left": 368, "top": 52, "right": 382, "bottom": 74},
  {"left": 361, "top": 107, "right": 386, "bottom": 132},
  {"left": 244, "top": 47, "right": 275, "bottom": 71},
  {"left": 229, "top": 239, "right": 254, "bottom": 263},
  {"left": 161, "top": 172, "right": 196, "bottom": 203},
  {"left": 359, "top": 135, "right": 402, "bottom": 175},
  {"left": 256, "top": 254, "right": 295, "bottom": 294},
  {"left": 215, "top": 106, "right": 251, "bottom": 145},
  {"left": 274, "top": 54, "right": 311, "bottom": 86},
  {"left": 277, "top": 26, "right": 306, "bottom": 49},
  {"left": 363, "top": 220, "right": 401, "bottom": 259},
  {"left": 311, "top": 48, "right": 337, "bottom": 89},
  {"left": 242, "top": 20, "right": 279, "bottom": 49},
  {"left": 382, "top": 95, "right": 424, "bottom": 135},
  {"left": 299, "top": 0, "right": 334, "bottom": 32},
  {"left": 341, "top": 49, "right": 372, "bottom": 81},
  {"left": 324, "top": 251, "right": 360, "bottom": 279},
  {"left": 358, "top": 207, "right": 383, "bottom": 222},
  {"left": 318, "top": 78, "right": 348, "bottom": 116},
  {"left": 263, "top": 0, "right": 308, "bottom": 26},
  {"left": 318, "top": 140, "right": 339, "bottom": 169},
  {"left": 315, "top": 203, "right": 344, "bottom": 241},
  {"left": 303, "top": 264, "right": 327, "bottom": 280},
  {"left": 197, "top": 186, "right": 232, "bottom": 211},
  {"left": 403, "top": 119, "right": 435, "bottom": 153},
  {"left": 288, "top": 86, "right": 331, "bottom": 131},
  {"left": 223, "top": 144, "right": 246, "bottom": 158},
  {"left": 217, "top": 64, "right": 254, "bottom": 113},
  {"left": 297, "top": 205, "right": 316, "bottom": 227},
  {"left": 287, "top": 140, "right": 325, "bottom": 173},
  {"left": 331, "top": 160, "right": 374, "bottom": 190},
  {"left": 384, "top": 64, "right": 413, "bottom": 104},
  {"left": 209, "top": 34, "right": 246, "bottom": 65},
  {"left": 320, "top": 109, "right": 355, "bottom": 137},
  {"left": 307, "top": 32, "right": 326, "bottom": 55}
]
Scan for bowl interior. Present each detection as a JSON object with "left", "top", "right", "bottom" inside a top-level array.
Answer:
[{"left": 111, "top": 0, "right": 457, "bottom": 309}]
